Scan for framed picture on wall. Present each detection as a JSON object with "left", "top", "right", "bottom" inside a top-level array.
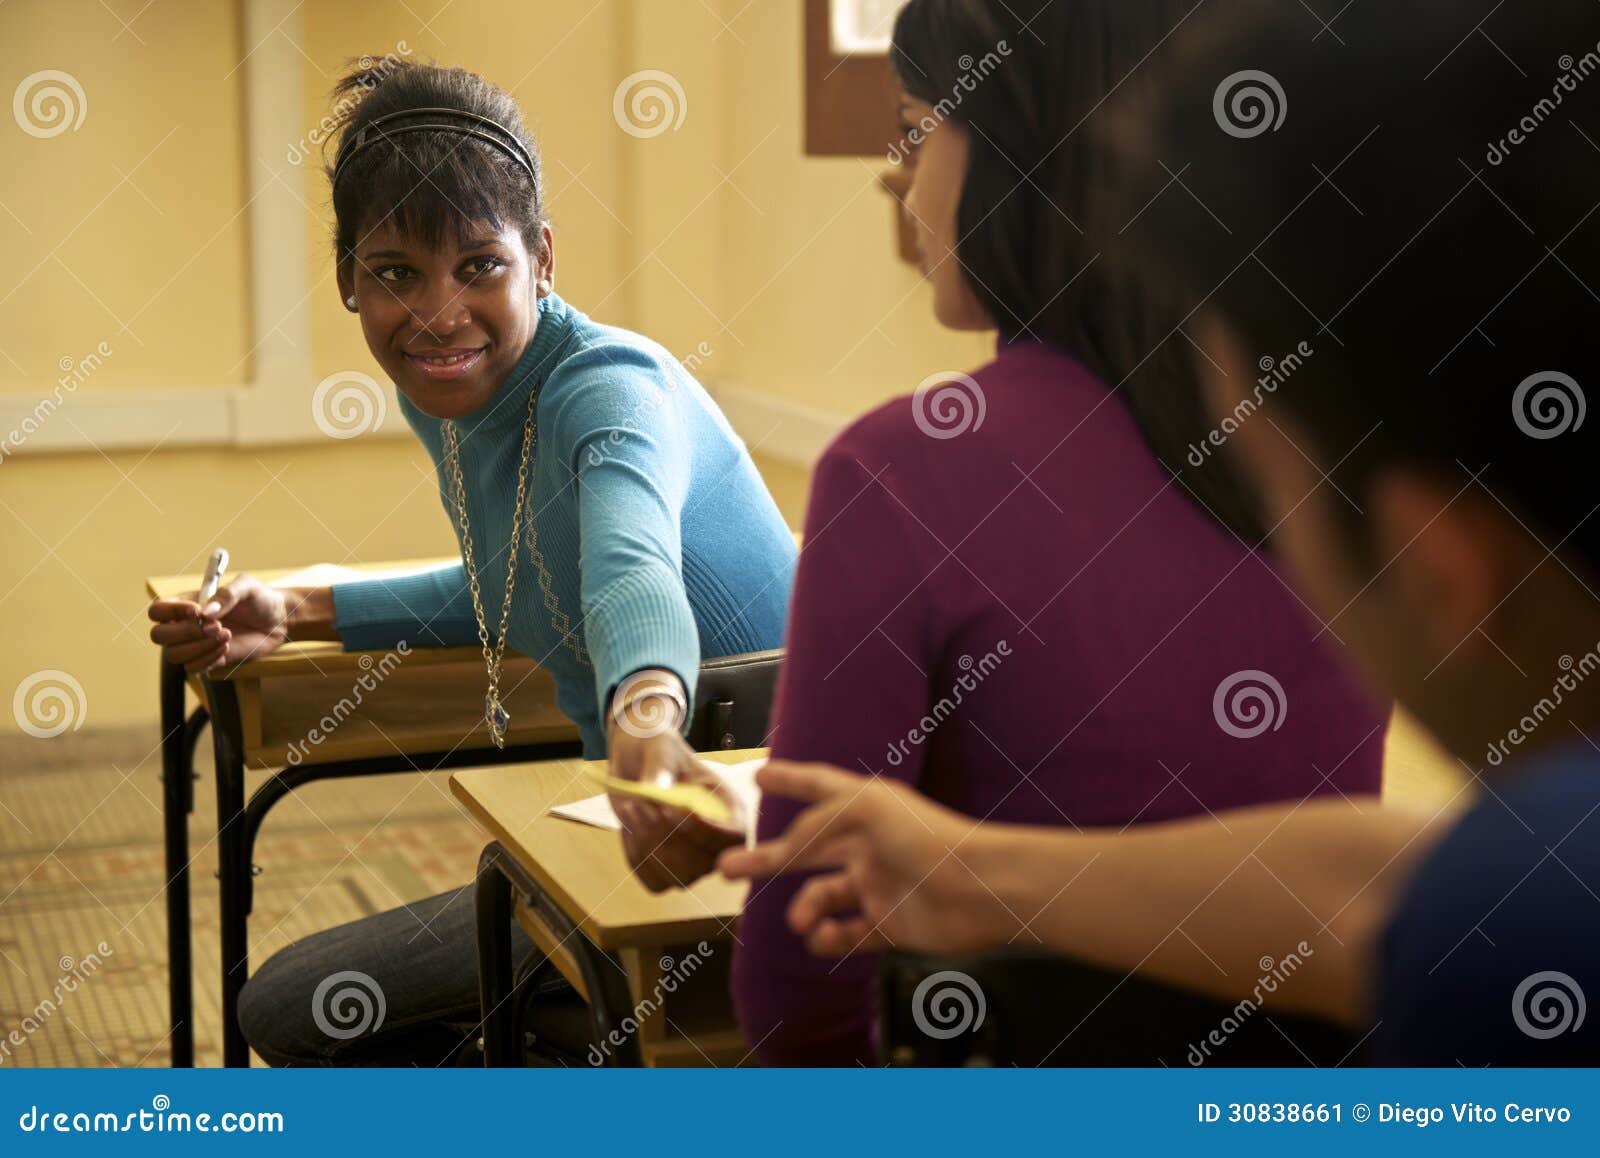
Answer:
[
  {"left": 804, "top": 0, "right": 919, "bottom": 261},
  {"left": 803, "top": 0, "right": 907, "bottom": 156}
]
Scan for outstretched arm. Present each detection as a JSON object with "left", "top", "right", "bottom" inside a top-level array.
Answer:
[
  {"left": 329, "top": 562, "right": 480, "bottom": 651},
  {"left": 721, "top": 761, "right": 1458, "bottom": 1026}
]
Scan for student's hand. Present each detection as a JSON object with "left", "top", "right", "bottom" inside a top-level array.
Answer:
[
  {"left": 607, "top": 674, "right": 740, "bottom": 893},
  {"left": 146, "top": 574, "right": 292, "bottom": 674},
  {"left": 718, "top": 761, "right": 1017, "bottom": 957}
]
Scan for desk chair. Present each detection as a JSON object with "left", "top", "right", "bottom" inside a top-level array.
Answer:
[
  {"left": 683, "top": 648, "right": 783, "bottom": 751},
  {"left": 879, "top": 949, "right": 1364, "bottom": 1067}
]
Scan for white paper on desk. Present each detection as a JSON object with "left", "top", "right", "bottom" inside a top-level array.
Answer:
[
  {"left": 550, "top": 793, "right": 626, "bottom": 831},
  {"left": 549, "top": 756, "right": 766, "bottom": 843}
]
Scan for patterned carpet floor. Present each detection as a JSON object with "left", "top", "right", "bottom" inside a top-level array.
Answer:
[{"left": 1, "top": 727, "right": 488, "bottom": 1067}]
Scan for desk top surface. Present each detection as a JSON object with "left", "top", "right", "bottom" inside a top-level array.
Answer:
[
  {"left": 451, "top": 750, "right": 758, "bottom": 949},
  {"left": 145, "top": 536, "right": 799, "bottom": 683},
  {"left": 145, "top": 557, "right": 485, "bottom": 681}
]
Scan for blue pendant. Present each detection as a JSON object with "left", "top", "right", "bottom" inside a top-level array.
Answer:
[{"left": 485, "top": 695, "right": 510, "bottom": 741}]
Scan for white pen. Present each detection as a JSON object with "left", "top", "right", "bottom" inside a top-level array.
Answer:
[{"left": 196, "top": 546, "right": 229, "bottom": 624}]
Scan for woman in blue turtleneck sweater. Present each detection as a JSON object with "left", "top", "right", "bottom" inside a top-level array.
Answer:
[{"left": 145, "top": 61, "right": 792, "bottom": 1065}]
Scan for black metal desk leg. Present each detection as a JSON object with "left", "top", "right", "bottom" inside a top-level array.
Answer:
[
  {"left": 207, "top": 679, "right": 251, "bottom": 1068},
  {"left": 477, "top": 844, "right": 642, "bottom": 1068},
  {"left": 159, "top": 661, "right": 194, "bottom": 1068},
  {"left": 475, "top": 844, "right": 518, "bottom": 1067}
]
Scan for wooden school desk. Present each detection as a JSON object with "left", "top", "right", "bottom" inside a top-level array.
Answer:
[
  {"left": 452, "top": 749, "right": 759, "bottom": 1067},
  {"left": 148, "top": 558, "right": 583, "bottom": 1068}
]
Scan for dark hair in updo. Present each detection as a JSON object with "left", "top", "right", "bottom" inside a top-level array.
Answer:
[{"left": 325, "top": 59, "right": 546, "bottom": 263}]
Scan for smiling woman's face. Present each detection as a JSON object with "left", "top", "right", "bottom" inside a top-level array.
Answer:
[{"left": 339, "top": 220, "right": 554, "bottom": 420}]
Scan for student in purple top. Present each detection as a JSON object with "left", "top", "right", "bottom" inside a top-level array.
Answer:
[
  {"left": 724, "top": 0, "right": 1600, "bottom": 1066},
  {"left": 682, "top": 0, "right": 1385, "bottom": 1066}
]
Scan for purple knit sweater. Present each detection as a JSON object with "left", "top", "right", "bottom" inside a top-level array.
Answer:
[{"left": 732, "top": 339, "right": 1387, "bottom": 1066}]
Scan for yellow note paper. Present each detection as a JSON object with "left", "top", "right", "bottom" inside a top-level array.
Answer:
[{"left": 582, "top": 768, "right": 735, "bottom": 827}]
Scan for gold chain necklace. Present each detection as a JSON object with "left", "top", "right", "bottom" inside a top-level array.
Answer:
[{"left": 441, "top": 386, "right": 539, "bottom": 748}]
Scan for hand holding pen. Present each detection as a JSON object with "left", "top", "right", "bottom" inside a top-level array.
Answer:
[{"left": 145, "top": 547, "right": 301, "bottom": 674}]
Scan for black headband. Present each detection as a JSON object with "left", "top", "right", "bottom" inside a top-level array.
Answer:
[{"left": 332, "top": 107, "right": 536, "bottom": 188}]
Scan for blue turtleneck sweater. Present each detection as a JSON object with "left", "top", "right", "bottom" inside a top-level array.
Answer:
[{"left": 328, "top": 293, "right": 795, "bottom": 756}]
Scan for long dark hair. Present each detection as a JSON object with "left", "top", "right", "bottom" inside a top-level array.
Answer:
[
  {"left": 891, "top": 0, "right": 1267, "bottom": 544},
  {"left": 324, "top": 59, "right": 547, "bottom": 266}
]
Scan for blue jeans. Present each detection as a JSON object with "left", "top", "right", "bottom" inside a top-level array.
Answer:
[{"left": 238, "top": 886, "right": 582, "bottom": 1066}]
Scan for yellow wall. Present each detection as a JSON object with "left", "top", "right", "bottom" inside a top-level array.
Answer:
[
  {"left": 1, "top": 0, "right": 986, "bottom": 733},
  {"left": 1, "top": 0, "right": 251, "bottom": 385}
]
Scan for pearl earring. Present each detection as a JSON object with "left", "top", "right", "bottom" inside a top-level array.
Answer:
[{"left": 346, "top": 295, "right": 357, "bottom": 310}]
